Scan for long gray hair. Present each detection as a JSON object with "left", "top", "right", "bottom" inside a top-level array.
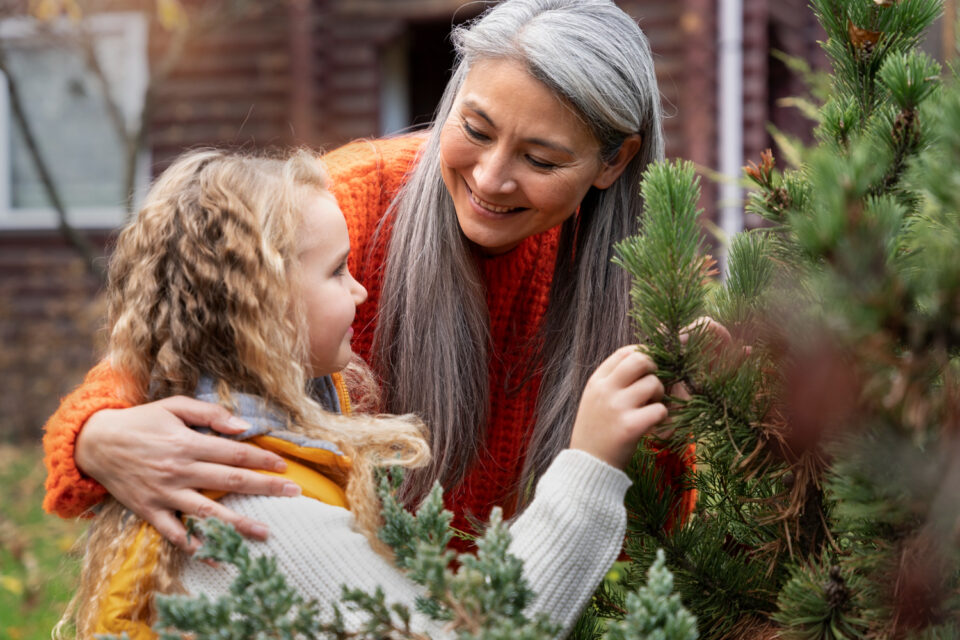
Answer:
[{"left": 373, "top": 0, "right": 664, "bottom": 503}]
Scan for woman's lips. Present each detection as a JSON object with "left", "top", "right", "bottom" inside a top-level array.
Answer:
[{"left": 465, "top": 182, "right": 524, "bottom": 215}]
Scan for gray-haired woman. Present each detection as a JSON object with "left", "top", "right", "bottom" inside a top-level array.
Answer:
[{"left": 42, "top": 0, "right": 695, "bottom": 550}]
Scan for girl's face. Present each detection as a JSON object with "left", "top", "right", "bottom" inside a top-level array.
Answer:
[
  {"left": 296, "top": 190, "right": 367, "bottom": 377},
  {"left": 438, "top": 58, "right": 634, "bottom": 255}
]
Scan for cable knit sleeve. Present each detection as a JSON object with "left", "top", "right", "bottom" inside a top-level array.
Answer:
[
  {"left": 181, "top": 449, "right": 630, "bottom": 639},
  {"left": 41, "top": 360, "right": 132, "bottom": 517}
]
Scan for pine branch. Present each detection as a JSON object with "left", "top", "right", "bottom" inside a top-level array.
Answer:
[{"left": 614, "top": 159, "right": 709, "bottom": 385}]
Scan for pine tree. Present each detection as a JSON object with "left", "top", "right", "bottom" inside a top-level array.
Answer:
[
  {"left": 94, "top": 3, "right": 960, "bottom": 638},
  {"left": 596, "top": 0, "right": 960, "bottom": 638}
]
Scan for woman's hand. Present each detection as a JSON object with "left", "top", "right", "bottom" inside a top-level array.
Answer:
[
  {"left": 570, "top": 346, "right": 668, "bottom": 470},
  {"left": 76, "top": 397, "right": 301, "bottom": 551}
]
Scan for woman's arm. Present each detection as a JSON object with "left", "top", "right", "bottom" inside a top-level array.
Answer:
[
  {"left": 181, "top": 450, "right": 629, "bottom": 638},
  {"left": 42, "top": 362, "right": 293, "bottom": 549},
  {"left": 42, "top": 361, "right": 134, "bottom": 516}
]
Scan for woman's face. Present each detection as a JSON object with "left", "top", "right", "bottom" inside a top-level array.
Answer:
[{"left": 438, "top": 58, "right": 629, "bottom": 255}]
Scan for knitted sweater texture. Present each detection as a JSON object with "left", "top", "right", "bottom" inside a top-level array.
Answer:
[
  {"left": 323, "top": 136, "right": 563, "bottom": 539},
  {"left": 41, "top": 136, "right": 692, "bottom": 532}
]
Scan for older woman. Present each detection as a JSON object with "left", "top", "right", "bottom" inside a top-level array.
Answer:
[{"left": 43, "top": 0, "right": 694, "bottom": 549}]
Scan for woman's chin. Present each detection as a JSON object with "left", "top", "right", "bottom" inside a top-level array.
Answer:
[{"left": 455, "top": 212, "right": 524, "bottom": 256}]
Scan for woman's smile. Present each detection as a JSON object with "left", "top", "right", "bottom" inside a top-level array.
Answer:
[{"left": 465, "top": 181, "right": 526, "bottom": 216}]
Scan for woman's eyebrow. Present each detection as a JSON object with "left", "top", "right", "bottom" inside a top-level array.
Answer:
[
  {"left": 463, "top": 100, "right": 574, "bottom": 155},
  {"left": 463, "top": 100, "right": 496, "bottom": 127}
]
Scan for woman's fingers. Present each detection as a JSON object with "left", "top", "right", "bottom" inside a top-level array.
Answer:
[
  {"left": 176, "top": 491, "right": 271, "bottom": 542},
  {"left": 187, "top": 429, "right": 287, "bottom": 474},
  {"left": 76, "top": 401, "right": 294, "bottom": 550},
  {"left": 154, "top": 395, "right": 252, "bottom": 435},
  {"left": 183, "top": 460, "right": 301, "bottom": 498},
  {"left": 149, "top": 509, "right": 196, "bottom": 553},
  {"left": 146, "top": 492, "right": 271, "bottom": 553},
  {"left": 669, "top": 381, "right": 692, "bottom": 402}
]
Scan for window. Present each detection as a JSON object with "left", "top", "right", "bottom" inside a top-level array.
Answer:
[
  {"left": 0, "top": 12, "right": 148, "bottom": 229},
  {"left": 378, "top": 15, "right": 479, "bottom": 137}
]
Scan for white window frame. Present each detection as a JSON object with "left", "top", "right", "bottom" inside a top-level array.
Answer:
[{"left": 0, "top": 11, "right": 149, "bottom": 230}]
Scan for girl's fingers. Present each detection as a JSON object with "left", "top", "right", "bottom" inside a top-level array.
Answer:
[
  {"left": 593, "top": 344, "right": 638, "bottom": 379},
  {"left": 680, "top": 316, "right": 732, "bottom": 347},
  {"left": 624, "top": 374, "right": 665, "bottom": 407},
  {"left": 608, "top": 349, "right": 657, "bottom": 388},
  {"left": 625, "top": 402, "right": 669, "bottom": 436},
  {"left": 669, "top": 381, "right": 692, "bottom": 402},
  {"left": 187, "top": 430, "right": 287, "bottom": 473},
  {"left": 704, "top": 317, "right": 733, "bottom": 344},
  {"left": 183, "top": 460, "right": 301, "bottom": 499},
  {"left": 155, "top": 395, "right": 252, "bottom": 435}
]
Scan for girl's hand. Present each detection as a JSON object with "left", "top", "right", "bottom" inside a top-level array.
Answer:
[
  {"left": 570, "top": 346, "right": 668, "bottom": 470},
  {"left": 681, "top": 315, "right": 748, "bottom": 368},
  {"left": 76, "top": 397, "right": 300, "bottom": 551}
]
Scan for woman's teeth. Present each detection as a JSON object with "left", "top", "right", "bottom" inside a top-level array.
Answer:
[{"left": 471, "top": 192, "right": 519, "bottom": 213}]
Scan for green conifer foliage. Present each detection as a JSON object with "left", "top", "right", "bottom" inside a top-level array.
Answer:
[
  {"left": 96, "top": 2, "right": 960, "bottom": 637},
  {"left": 606, "top": 550, "right": 699, "bottom": 640},
  {"left": 596, "top": 0, "right": 960, "bottom": 638},
  {"left": 124, "top": 472, "right": 696, "bottom": 639}
]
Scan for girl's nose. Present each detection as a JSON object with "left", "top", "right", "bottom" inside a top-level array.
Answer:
[
  {"left": 351, "top": 276, "right": 368, "bottom": 305},
  {"left": 472, "top": 147, "right": 517, "bottom": 195}
]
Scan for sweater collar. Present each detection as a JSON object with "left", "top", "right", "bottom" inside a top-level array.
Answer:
[{"left": 192, "top": 375, "right": 345, "bottom": 457}]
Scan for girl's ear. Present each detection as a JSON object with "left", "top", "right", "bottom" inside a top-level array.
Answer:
[{"left": 592, "top": 134, "right": 643, "bottom": 190}]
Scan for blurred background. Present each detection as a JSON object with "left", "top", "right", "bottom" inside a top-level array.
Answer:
[{"left": 0, "top": 0, "right": 953, "bottom": 637}]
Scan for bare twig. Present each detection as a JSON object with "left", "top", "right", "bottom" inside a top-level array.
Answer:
[
  {"left": 0, "top": 41, "right": 105, "bottom": 282},
  {"left": 75, "top": 27, "right": 127, "bottom": 151}
]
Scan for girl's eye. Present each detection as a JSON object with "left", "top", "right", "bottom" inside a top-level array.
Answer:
[
  {"left": 462, "top": 119, "right": 490, "bottom": 142},
  {"left": 333, "top": 262, "right": 347, "bottom": 277}
]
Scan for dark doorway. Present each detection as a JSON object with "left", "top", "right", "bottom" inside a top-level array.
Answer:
[{"left": 406, "top": 15, "right": 474, "bottom": 128}]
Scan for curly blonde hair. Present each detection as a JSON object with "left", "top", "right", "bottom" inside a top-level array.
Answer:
[{"left": 58, "top": 149, "right": 429, "bottom": 638}]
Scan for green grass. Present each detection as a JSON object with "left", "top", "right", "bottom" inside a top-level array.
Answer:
[{"left": 0, "top": 443, "right": 88, "bottom": 640}]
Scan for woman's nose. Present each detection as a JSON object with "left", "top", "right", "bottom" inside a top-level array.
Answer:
[{"left": 472, "top": 148, "right": 517, "bottom": 195}]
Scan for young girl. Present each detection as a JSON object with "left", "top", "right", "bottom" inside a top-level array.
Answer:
[{"left": 58, "top": 148, "right": 667, "bottom": 639}]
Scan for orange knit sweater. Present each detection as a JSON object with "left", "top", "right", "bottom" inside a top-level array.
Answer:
[{"left": 42, "top": 136, "right": 693, "bottom": 537}]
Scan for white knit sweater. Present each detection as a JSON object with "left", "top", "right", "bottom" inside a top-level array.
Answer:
[{"left": 181, "top": 449, "right": 631, "bottom": 638}]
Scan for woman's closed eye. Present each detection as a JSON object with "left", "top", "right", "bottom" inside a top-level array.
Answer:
[
  {"left": 526, "top": 155, "right": 558, "bottom": 170},
  {"left": 462, "top": 119, "right": 490, "bottom": 142}
]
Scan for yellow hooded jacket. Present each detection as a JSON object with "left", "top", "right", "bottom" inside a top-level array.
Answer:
[{"left": 93, "top": 373, "right": 353, "bottom": 639}]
